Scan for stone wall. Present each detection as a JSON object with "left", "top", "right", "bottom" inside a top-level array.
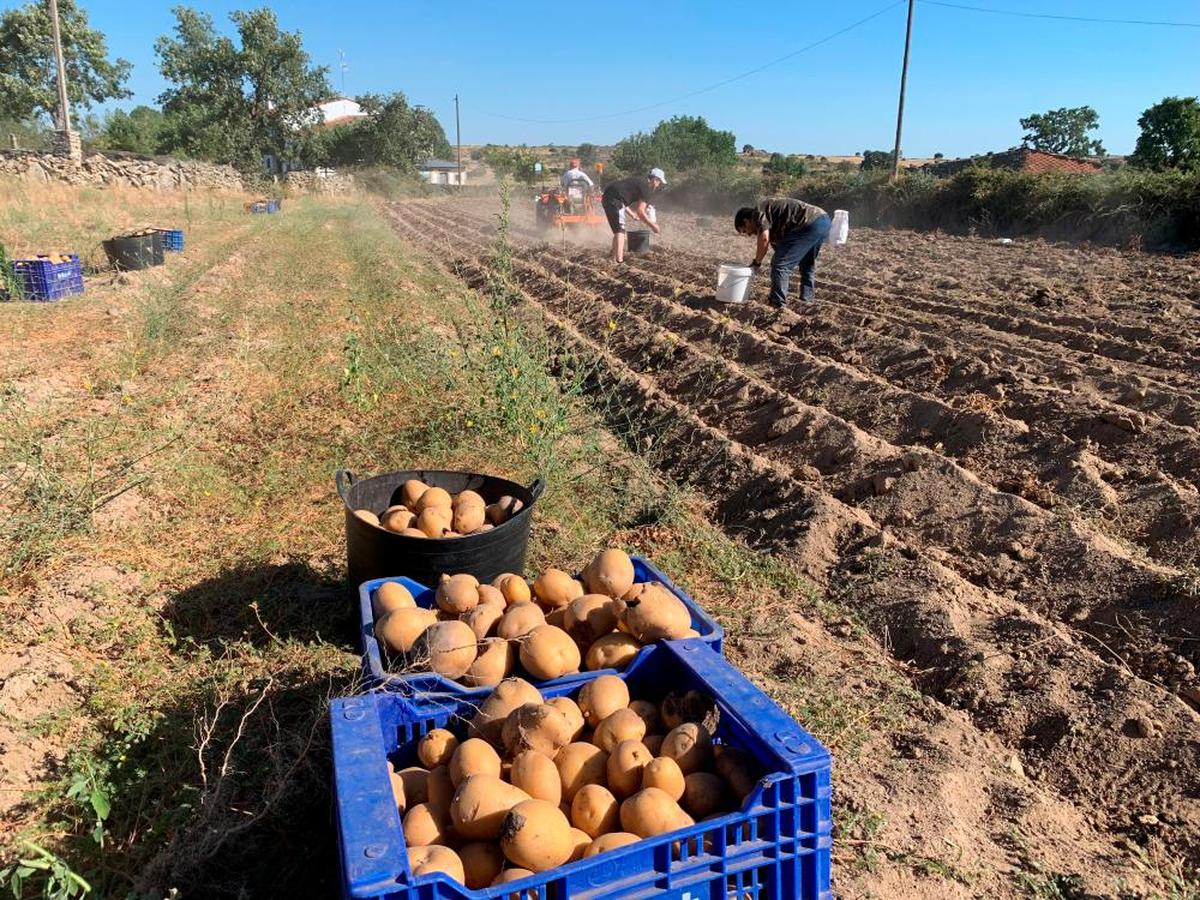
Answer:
[
  {"left": 0, "top": 148, "right": 244, "bottom": 192},
  {"left": 284, "top": 169, "right": 356, "bottom": 194}
]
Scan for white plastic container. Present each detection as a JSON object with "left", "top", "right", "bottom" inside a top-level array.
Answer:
[
  {"left": 828, "top": 209, "right": 850, "bottom": 246},
  {"left": 716, "top": 264, "right": 754, "bottom": 303}
]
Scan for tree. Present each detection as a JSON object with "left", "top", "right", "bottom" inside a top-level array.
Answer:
[
  {"left": 315, "top": 93, "right": 450, "bottom": 170},
  {"left": 99, "top": 105, "right": 166, "bottom": 154},
  {"left": 933, "top": 152, "right": 944, "bottom": 159},
  {"left": 575, "top": 142, "right": 598, "bottom": 166},
  {"left": 155, "top": 7, "right": 330, "bottom": 171},
  {"left": 1129, "top": 97, "right": 1200, "bottom": 171},
  {"left": 764, "top": 152, "right": 806, "bottom": 178},
  {"left": 1019, "top": 106, "right": 1104, "bottom": 157},
  {"left": 612, "top": 115, "right": 736, "bottom": 175},
  {"left": 742, "top": 143, "right": 754, "bottom": 154},
  {"left": 483, "top": 146, "right": 540, "bottom": 184},
  {"left": 0, "top": 0, "right": 131, "bottom": 123},
  {"left": 860, "top": 150, "right": 892, "bottom": 171}
]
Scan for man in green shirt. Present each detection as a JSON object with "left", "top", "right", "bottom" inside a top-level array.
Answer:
[{"left": 734, "top": 198, "right": 831, "bottom": 307}]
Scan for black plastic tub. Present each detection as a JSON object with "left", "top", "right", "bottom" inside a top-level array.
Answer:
[
  {"left": 336, "top": 469, "right": 544, "bottom": 589},
  {"left": 102, "top": 232, "right": 163, "bottom": 271},
  {"left": 627, "top": 229, "right": 652, "bottom": 253}
]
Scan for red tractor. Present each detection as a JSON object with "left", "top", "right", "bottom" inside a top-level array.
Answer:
[{"left": 534, "top": 161, "right": 606, "bottom": 229}]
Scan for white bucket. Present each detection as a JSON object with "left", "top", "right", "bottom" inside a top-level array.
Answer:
[
  {"left": 828, "top": 209, "right": 850, "bottom": 246},
  {"left": 716, "top": 264, "right": 754, "bottom": 303}
]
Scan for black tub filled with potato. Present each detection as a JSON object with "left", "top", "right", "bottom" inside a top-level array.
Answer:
[{"left": 336, "top": 469, "right": 544, "bottom": 589}]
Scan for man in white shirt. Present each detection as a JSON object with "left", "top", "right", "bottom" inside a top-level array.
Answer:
[{"left": 560, "top": 158, "right": 594, "bottom": 189}]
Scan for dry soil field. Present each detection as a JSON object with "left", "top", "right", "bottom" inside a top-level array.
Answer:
[{"left": 387, "top": 195, "right": 1200, "bottom": 898}]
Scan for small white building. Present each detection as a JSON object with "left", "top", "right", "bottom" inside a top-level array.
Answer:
[
  {"left": 418, "top": 159, "right": 466, "bottom": 185},
  {"left": 315, "top": 97, "right": 369, "bottom": 129}
]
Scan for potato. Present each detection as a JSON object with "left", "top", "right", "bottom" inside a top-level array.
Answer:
[
  {"left": 561, "top": 827, "right": 590, "bottom": 863},
  {"left": 417, "top": 506, "right": 453, "bottom": 538},
  {"left": 418, "top": 729, "right": 460, "bottom": 768},
  {"left": 641, "top": 756, "right": 684, "bottom": 801},
  {"left": 469, "top": 678, "right": 543, "bottom": 745},
  {"left": 563, "top": 595, "right": 617, "bottom": 647},
  {"left": 407, "top": 845, "right": 464, "bottom": 883},
  {"left": 373, "top": 581, "right": 416, "bottom": 618},
  {"left": 453, "top": 502, "right": 486, "bottom": 534},
  {"left": 415, "top": 486, "right": 452, "bottom": 512},
  {"left": 487, "top": 495, "right": 524, "bottom": 525},
  {"left": 509, "top": 750, "right": 562, "bottom": 805},
  {"left": 492, "top": 867, "right": 535, "bottom": 886},
  {"left": 455, "top": 489, "right": 486, "bottom": 509},
  {"left": 643, "top": 734, "right": 665, "bottom": 756},
  {"left": 532, "top": 568, "right": 584, "bottom": 609},
  {"left": 403, "top": 802, "right": 449, "bottom": 846},
  {"left": 413, "top": 620, "right": 478, "bottom": 679},
  {"left": 545, "top": 606, "right": 566, "bottom": 630},
  {"left": 518, "top": 625, "right": 581, "bottom": 680},
  {"left": 400, "top": 527, "right": 429, "bottom": 539},
  {"left": 388, "top": 767, "right": 407, "bottom": 813},
  {"left": 615, "top": 583, "right": 691, "bottom": 641},
  {"left": 593, "top": 708, "right": 646, "bottom": 754},
  {"left": 381, "top": 507, "right": 416, "bottom": 533},
  {"left": 545, "top": 697, "right": 585, "bottom": 741},
  {"left": 437, "top": 573, "right": 480, "bottom": 614},
  {"left": 555, "top": 741, "right": 608, "bottom": 802},
  {"left": 396, "top": 766, "right": 429, "bottom": 807},
  {"left": 585, "top": 633, "right": 641, "bottom": 671},
  {"left": 458, "top": 841, "right": 504, "bottom": 890},
  {"left": 570, "top": 784, "right": 620, "bottom": 838},
  {"left": 578, "top": 675, "right": 630, "bottom": 728},
  {"left": 400, "top": 479, "right": 428, "bottom": 509},
  {"left": 500, "top": 799, "right": 573, "bottom": 871},
  {"left": 581, "top": 548, "right": 636, "bottom": 599},
  {"left": 502, "top": 703, "right": 573, "bottom": 758},
  {"left": 449, "top": 738, "right": 502, "bottom": 786},
  {"left": 450, "top": 774, "right": 531, "bottom": 840},
  {"left": 427, "top": 765, "right": 455, "bottom": 812},
  {"left": 682, "top": 772, "right": 728, "bottom": 819},
  {"left": 715, "top": 746, "right": 760, "bottom": 802},
  {"left": 627, "top": 699, "right": 660, "bottom": 734},
  {"left": 496, "top": 603, "right": 546, "bottom": 640},
  {"left": 660, "top": 723, "right": 713, "bottom": 775},
  {"left": 462, "top": 637, "right": 514, "bottom": 687},
  {"left": 619, "top": 787, "right": 693, "bottom": 838},
  {"left": 583, "top": 832, "right": 640, "bottom": 857},
  {"left": 462, "top": 602, "right": 505, "bottom": 640},
  {"left": 353, "top": 508, "right": 380, "bottom": 526},
  {"left": 493, "top": 573, "right": 532, "bottom": 606},
  {"left": 376, "top": 607, "right": 438, "bottom": 655},
  {"left": 476, "top": 584, "right": 506, "bottom": 607},
  {"left": 607, "top": 740, "right": 653, "bottom": 799}
]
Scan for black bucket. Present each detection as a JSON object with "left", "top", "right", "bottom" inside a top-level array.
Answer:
[
  {"left": 102, "top": 232, "right": 164, "bottom": 271},
  {"left": 627, "top": 230, "right": 652, "bottom": 254},
  {"left": 337, "top": 469, "right": 545, "bottom": 590}
]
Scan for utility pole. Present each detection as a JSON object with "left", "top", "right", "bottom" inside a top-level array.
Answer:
[
  {"left": 338, "top": 49, "right": 348, "bottom": 95},
  {"left": 47, "top": 0, "right": 71, "bottom": 131},
  {"left": 454, "top": 94, "right": 462, "bottom": 189},
  {"left": 890, "top": 0, "right": 915, "bottom": 183}
]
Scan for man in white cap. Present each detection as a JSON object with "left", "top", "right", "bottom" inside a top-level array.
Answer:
[{"left": 600, "top": 168, "right": 666, "bottom": 263}]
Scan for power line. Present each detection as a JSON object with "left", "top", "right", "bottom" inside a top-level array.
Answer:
[
  {"left": 475, "top": 1, "right": 905, "bottom": 125},
  {"left": 921, "top": 0, "right": 1200, "bottom": 28}
]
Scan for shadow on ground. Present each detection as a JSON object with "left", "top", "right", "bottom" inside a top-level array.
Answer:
[{"left": 161, "top": 557, "right": 360, "bottom": 648}]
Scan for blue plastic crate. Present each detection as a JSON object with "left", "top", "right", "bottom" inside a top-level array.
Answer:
[
  {"left": 10, "top": 255, "right": 84, "bottom": 302},
  {"left": 247, "top": 201, "right": 270, "bottom": 214},
  {"left": 333, "top": 640, "right": 832, "bottom": 899},
  {"left": 359, "top": 557, "right": 724, "bottom": 700},
  {"left": 267, "top": 198, "right": 281, "bottom": 213},
  {"left": 157, "top": 229, "right": 184, "bottom": 251}
]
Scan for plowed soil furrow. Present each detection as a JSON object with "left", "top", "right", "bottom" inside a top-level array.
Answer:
[
  {"left": 394, "top": 202, "right": 1200, "bottom": 681},
  {"left": 409, "top": 217, "right": 1200, "bottom": 873}
]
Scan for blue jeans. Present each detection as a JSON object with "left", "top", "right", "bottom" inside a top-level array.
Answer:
[{"left": 770, "top": 214, "right": 831, "bottom": 305}]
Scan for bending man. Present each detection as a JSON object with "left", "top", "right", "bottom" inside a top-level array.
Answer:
[
  {"left": 601, "top": 168, "right": 665, "bottom": 263},
  {"left": 734, "top": 198, "right": 831, "bottom": 307}
]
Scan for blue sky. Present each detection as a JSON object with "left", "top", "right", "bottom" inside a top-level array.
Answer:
[{"left": 65, "top": 0, "right": 1200, "bottom": 157}]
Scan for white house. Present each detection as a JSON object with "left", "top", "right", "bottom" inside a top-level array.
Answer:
[
  {"left": 418, "top": 159, "right": 466, "bottom": 186},
  {"left": 314, "top": 97, "right": 369, "bottom": 129}
]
